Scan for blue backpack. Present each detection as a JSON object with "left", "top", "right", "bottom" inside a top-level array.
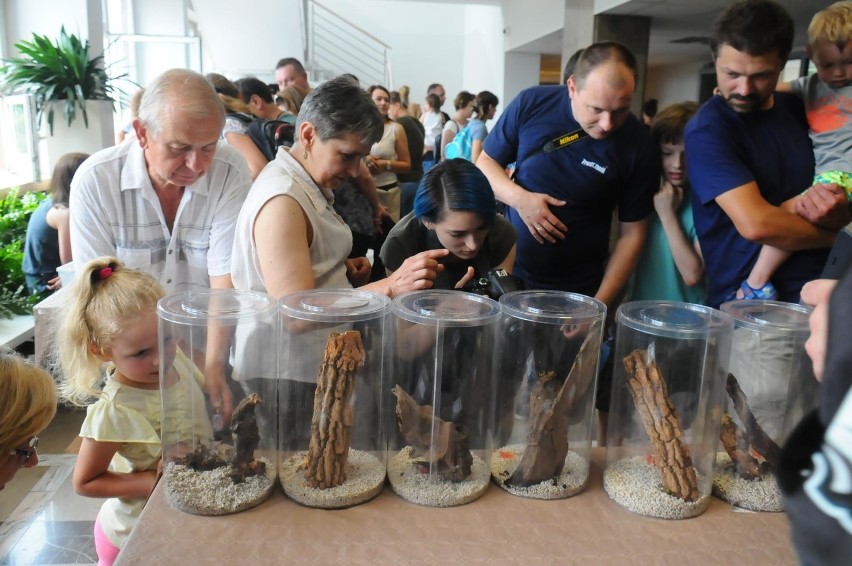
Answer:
[{"left": 443, "top": 124, "right": 474, "bottom": 161}]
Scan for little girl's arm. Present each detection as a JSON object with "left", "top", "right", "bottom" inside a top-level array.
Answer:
[{"left": 72, "top": 437, "right": 158, "bottom": 499}]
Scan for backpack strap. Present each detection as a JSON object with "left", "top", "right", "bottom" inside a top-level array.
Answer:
[{"left": 228, "top": 111, "right": 253, "bottom": 125}]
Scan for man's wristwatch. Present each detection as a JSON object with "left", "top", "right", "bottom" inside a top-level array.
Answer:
[{"left": 385, "top": 160, "right": 392, "bottom": 171}]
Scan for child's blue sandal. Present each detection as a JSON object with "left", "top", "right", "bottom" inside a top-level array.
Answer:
[{"left": 737, "top": 280, "right": 777, "bottom": 300}]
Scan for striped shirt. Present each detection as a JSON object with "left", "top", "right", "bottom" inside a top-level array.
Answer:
[{"left": 70, "top": 140, "right": 251, "bottom": 293}]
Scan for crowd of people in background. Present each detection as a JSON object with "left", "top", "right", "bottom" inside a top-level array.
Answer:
[{"left": 12, "top": 1, "right": 852, "bottom": 564}]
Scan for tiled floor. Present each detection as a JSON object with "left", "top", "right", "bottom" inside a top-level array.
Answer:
[{"left": 0, "top": 407, "right": 104, "bottom": 566}]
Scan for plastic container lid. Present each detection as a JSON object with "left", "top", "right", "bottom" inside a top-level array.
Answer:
[
  {"left": 279, "top": 289, "right": 390, "bottom": 322},
  {"left": 157, "top": 289, "right": 276, "bottom": 323},
  {"left": 392, "top": 290, "right": 501, "bottom": 326},
  {"left": 617, "top": 300, "right": 733, "bottom": 339},
  {"left": 499, "top": 290, "right": 605, "bottom": 324},
  {"left": 720, "top": 299, "right": 812, "bottom": 336}
]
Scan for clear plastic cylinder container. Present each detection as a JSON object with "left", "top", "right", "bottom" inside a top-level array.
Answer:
[
  {"left": 492, "top": 290, "right": 606, "bottom": 499},
  {"left": 278, "top": 289, "right": 391, "bottom": 508},
  {"left": 157, "top": 289, "right": 278, "bottom": 515},
  {"left": 387, "top": 290, "right": 501, "bottom": 507},
  {"left": 604, "top": 301, "right": 733, "bottom": 519},
  {"left": 714, "top": 300, "right": 816, "bottom": 512}
]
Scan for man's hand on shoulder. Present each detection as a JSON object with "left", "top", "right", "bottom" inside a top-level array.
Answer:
[{"left": 797, "top": 183, "right": 851, "bottom": 230}]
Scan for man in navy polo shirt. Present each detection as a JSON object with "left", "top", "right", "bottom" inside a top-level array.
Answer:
[
  {"left": 477, "top": 41, "right": 658, "bottom": 310},
  {"left": 479, "top": 42, "right": 659, "bottom": 443},
  {"left": 684, "top": 0, "right": 849, "bottom": 308}
]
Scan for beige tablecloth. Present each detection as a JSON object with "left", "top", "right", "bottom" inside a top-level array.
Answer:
[
  {"left": 33, "top": 286, "right": 69, "bottom": 368},
  {"left": 116, "top": 449, "right": 796, "bottom": 565}
]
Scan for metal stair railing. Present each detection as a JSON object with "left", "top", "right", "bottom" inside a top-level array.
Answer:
[{"left": 306, "top": 0, "right": 392, "bottom": 87}]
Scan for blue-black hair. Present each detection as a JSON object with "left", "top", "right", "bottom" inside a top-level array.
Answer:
[{"left": 413, "top": 158, "right": 496, "bottom": 225}]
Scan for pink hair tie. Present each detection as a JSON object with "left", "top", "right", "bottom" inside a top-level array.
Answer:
[{"left": 98, "top": 267, "right": 113, "bottom": 280}]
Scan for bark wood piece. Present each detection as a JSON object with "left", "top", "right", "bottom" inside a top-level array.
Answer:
[
  {"left": 304, "top": 330, "right": 365, "bottom": 489},
  {"left": 230, "top": 393, "right": 266, "bottom": 483},
  {"left": 507, "top": 331, "right": 600, "bottom": 487},
  {"left": 725, "top": 372, "right": 781, "bottom": 468},
  {"left": 393, "top": 384, "right": 472, "bottom": 482},
  {"left": 719, "top": 413, "right": 764, "bottom": 480},
  {"left": 173, "top": 444, "right": 228, "bottom": 471},
  {"left": 623, "top": 348, "right": 699, "bottom": 501}
]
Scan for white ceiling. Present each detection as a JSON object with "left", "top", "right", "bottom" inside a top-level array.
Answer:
[{"left": 513, "top": 0, "right": 828, "bottom": 67}]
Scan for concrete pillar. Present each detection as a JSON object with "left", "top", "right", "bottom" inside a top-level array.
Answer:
[
  {"left": 562, "top": 0, "right": 594, "bottom": 84},
  {"left": 561, "top": 5, "right": 650, "bottom": 116},
  {"left": 593, "top": 14, "right": 651, "bottom": 116}
]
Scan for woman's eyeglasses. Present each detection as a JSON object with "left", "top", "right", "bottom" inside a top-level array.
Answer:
[{"left": 9, "top": 436, "right": 38, "bottom": 464}]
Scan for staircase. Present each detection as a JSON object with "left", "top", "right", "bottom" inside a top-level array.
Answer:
[{"left": 305, "top": 0, "right": 393, "bottom": 88}]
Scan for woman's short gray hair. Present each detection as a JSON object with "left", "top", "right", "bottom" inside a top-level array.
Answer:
[
  {"left": 138, "top": 69, "right": 225, "bottom": 138},
  {"left": 296, "top": 77, "right": 383, "bottom": 145}
]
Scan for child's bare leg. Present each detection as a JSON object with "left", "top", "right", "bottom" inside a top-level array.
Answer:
[{"left": 736, "top": 245, "right": 787, "bottom": 299}]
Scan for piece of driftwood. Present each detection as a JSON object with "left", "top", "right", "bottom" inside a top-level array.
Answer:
[
  {"left": 172, "top": 444, "right": 227, "bottom": 471},
  {"left": 304, "top": 330, "right": 365, "bottom": 489},
  {"left": 230, "top": 393, "right": 266, "bottom": 483},
  {"left": 719, "top": 413, "right": 765, "bottom": 480},
  {"left": 507, "top": 332, "right": 599, "bottom": 487},
  {"left": 623, "top": 348, "right": 699, "bottom": 501},
  {"left": 725, "top": 372, "right": 781, "bottom": 468},
  {"left": 393, "top": 384, "right": 472, "bottom": 482}
]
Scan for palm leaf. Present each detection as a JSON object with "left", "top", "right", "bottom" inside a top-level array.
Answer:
[{"left": 0, "top": 26, "right": 123, "bottom": 135}]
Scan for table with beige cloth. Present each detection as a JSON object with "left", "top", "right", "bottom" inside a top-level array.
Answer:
[
  {"left": 33, "top": 286, "right": 69, "bottom": 368},
  {"left": 116, "top": 449, "right": 796, "bottom": 565}
]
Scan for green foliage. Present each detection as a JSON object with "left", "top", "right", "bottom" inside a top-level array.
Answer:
[
  {"left": 0, "top": 189, "right": 47, "bottom": 318},
  {"left": 0, "top": 26, "right": 123, "bottom": 135}
]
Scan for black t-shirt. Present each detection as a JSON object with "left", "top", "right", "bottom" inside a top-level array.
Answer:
[
  {"left": 380, "top": 211, "right": 516, "bottom": 289},
  {"left": 395, "top": 116, "right": 425, "bottom": 183}
]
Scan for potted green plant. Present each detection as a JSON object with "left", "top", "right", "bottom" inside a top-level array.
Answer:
[{"left": 0, "top": 26, "right": 121, "bottom": 135}]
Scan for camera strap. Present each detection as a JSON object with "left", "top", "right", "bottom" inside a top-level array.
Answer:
[{"left": 510, "top": 127, "right": 588, "bottom": 182}]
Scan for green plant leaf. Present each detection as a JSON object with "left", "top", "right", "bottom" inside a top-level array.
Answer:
[
  {"left": 0, "top": 26, "right": 122, "bottom": 135},
  {"left": 0, "top": 188, "right": 47, "bottom": 317}
]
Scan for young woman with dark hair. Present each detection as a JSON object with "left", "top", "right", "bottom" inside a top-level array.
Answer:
[{"left": 380, "top": 158, "right": 516, "bottom": 290}]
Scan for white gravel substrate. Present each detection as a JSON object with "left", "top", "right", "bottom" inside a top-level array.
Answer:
[
  {"left": 279, "top": 449, "right": 386, "bottom": 508},
  {"left": 388, "top": 446, "right": 489, "bottom": 507},
  {"left": 164, "top": 458, "right": 275, "bottom": 515},
  {"left": 712, "top": 452, "right": 784, "bottom": 512},
  {"left": 490, "top": 444, "right": 589, "bottom": 499},
  {"left": 603, "top": 456, "right": 709, "bottom": 519}
]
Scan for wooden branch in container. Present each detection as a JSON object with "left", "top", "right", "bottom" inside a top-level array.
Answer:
[
  {"left": 393, "top": 384, "right": 472, "bottom": 482},
  {"left": 507, "top": 331, "right": 599, "bottom": 487},
  {"left": 725, "top": 373, "right": 781, "bottom": 467},
  {"left": 304, "top": 331, "right": 365, "bottom": 489},
  {"left": 623, "top": 348, "right": 699, "bottom": 501},
  {"left": 719, "top": 413, "right": 764, "bottom": 480},
  {"left": 230, "top": 393, "right": 266, "bottom": 483}
]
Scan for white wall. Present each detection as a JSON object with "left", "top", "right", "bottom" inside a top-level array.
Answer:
[
  {"left": 3, "top": 0, "right": 89, "bottom": 55},
  {"left": 131, "top": 0, "right": 190, "bottom": 88},
  {"left": 193, "top": 0, "right": 303, "bottom": 80},
  {"left": 462, "top": 4, "right": 504, "bottom": 119},
  {"left": 503, "top": 51, "right": 539, "bottom": 108},
  {"left": 314, "top": 0, "right": 503, "bottom": 116},
  {"left": 645, "top": 62, "right": 704, "bottom": 107},
  {"left": 501, "top": 0, "right": 563, "bottom": 52}
]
